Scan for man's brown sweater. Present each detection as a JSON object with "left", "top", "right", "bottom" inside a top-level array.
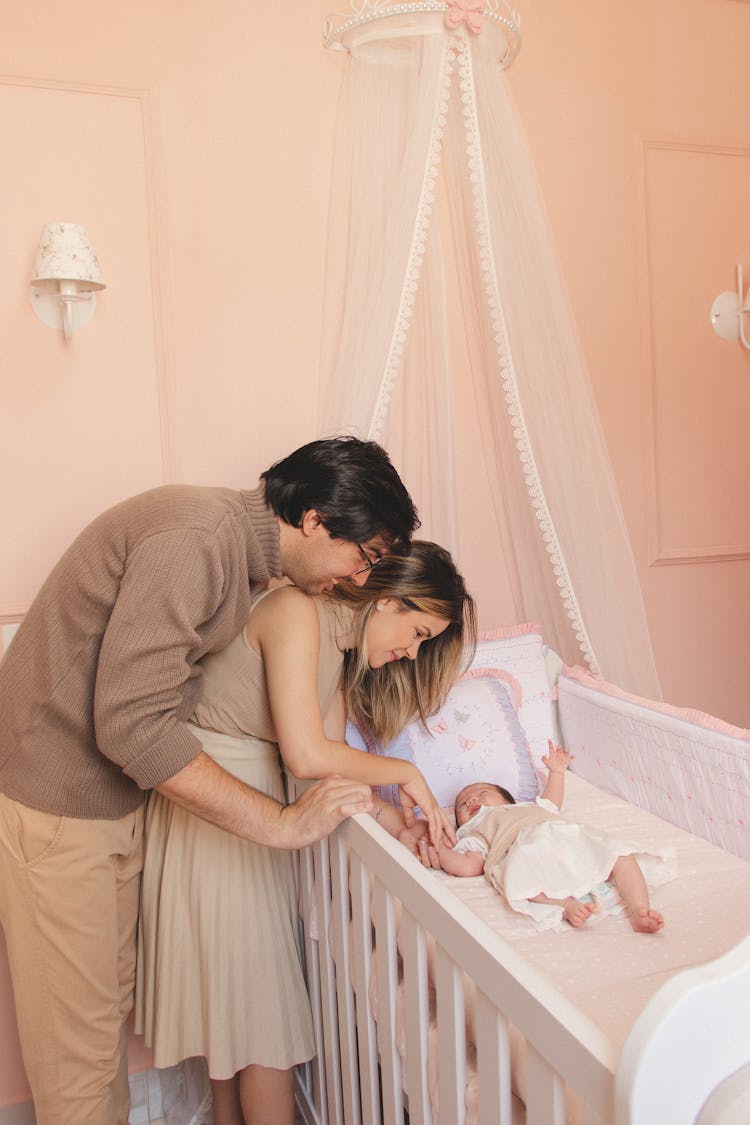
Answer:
[{"left": 0, "top": 484, "right": 280, "bottom": 819}]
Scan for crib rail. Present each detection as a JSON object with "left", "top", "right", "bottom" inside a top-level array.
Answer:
[{"left": 297, "top": 811, "right": 618, "bottom": 1125}]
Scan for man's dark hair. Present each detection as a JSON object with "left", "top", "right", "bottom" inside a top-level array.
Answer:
[{"left": 261, "top": 436, "right": 420, "bottom": 548}]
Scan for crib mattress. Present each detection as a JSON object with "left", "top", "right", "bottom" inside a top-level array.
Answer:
[{"left": 430, "top": 772, "right": 750, "bottom": 1049}]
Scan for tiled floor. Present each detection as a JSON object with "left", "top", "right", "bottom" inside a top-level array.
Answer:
[{"left": 128, "top": 1068, "right": 312, "bottom": 1123}]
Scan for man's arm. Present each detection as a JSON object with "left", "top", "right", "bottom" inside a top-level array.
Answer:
[
  {"left": 94, "top": 529, "right": 233, "bottom": 787},
  {"left": 156, "top": 751, "right": 373, "bottom": 850}
]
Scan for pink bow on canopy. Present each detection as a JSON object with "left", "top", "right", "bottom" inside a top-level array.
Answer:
[{"left": 445, "top": 0, "right": 484, "bottom": 34}]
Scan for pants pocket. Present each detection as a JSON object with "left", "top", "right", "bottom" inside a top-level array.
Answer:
[{"left": 7, "top": 797, "right": 63, "bottom": 865}]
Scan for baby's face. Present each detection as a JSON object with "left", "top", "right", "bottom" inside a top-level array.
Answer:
[{"left": 454, "top": 783, "right": 511, "bottom": 826}]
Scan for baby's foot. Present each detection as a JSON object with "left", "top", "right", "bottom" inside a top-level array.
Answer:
[
  {"left": 562, "top": 897, "right": 596, "bottom": 927},
  {"left": 629, "top": 907, "right": 664, "bottom": 933}
]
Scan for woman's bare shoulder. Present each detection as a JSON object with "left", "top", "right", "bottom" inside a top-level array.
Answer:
[
  {"left": 245, "top": 585, "right": 320, "bottom": 652},
  {"left": 253, "top": 584, "right": 318, "bottom": 626}
]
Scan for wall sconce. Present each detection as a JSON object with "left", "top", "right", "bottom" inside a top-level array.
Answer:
[
  {"left": 30, "top": 222, "right": 106, "bottom": 341},
  {"left": 710, "top": 264, "right": 750, "bottom": 351}
]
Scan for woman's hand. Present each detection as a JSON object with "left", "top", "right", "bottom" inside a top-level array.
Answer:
[
  {"left": 397, "top": 818, "right": 430, "bottom": 858},
  {"left": 398, "top": 819, "right": 451, "bottom": 868},
  {"left": 397, "top": 771, "right": 455, "bottom": 848}
]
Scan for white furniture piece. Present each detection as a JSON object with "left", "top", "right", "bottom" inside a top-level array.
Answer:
[{"left": 292, "top": 659, "right": 750, "bottom": 1125}]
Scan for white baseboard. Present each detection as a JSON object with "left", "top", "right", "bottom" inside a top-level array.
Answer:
[{"left": 0, "top": 1077, "right": 168, "bottom": 1125}]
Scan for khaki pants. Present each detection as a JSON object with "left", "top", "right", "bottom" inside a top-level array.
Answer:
[{"left": 0, "top": 793, "right": 144, "bottom": 1125}]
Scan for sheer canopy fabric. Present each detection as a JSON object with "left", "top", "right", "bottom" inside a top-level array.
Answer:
[{"left": 318, "top": 12, "right": 661, "bottom": 697}]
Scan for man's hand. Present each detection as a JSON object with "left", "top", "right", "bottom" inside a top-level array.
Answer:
[
  {"left": 159, "top": 753, "right": 372, "bottom": 849},
  {"left": 277, "top": 776, "right": 373, "bottom": 849}
]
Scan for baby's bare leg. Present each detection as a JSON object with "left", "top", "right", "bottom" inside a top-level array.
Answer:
[
  {"left": 611, "top": 855, "right": 664, "bottom": 933},
  {"left": 529, "top": 893, "right": 596, "bottom": 927}
]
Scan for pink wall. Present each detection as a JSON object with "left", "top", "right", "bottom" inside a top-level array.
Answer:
[
  {"left": 505, "top": 0, "right": 750, "bottom": 725},
  {"left": 1, "top": 0, "right": 749, "bottom": 1108}
]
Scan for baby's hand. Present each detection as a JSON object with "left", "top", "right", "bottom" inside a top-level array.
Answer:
[
  {"left": 399, "top": 821, "right": 445, "bottom": 868},
  {"left": 397, "top": 819, "right": 430, "bottom": 857},
  {"left": 541, "top": 740, "right": 574, "bottom": 773}
]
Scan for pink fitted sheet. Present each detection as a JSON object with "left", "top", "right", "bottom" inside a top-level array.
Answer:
[{"left": 433, "top": 771, "right": 750, "bottom": 1049}]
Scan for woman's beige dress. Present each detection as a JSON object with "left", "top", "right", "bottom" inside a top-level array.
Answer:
[{"left": 135, "top": 593, "right": 350, "bottom": 1079}]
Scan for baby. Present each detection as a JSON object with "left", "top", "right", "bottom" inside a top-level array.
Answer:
[{"left": 406, "top": 742, "right": 674, "bottom": 933}]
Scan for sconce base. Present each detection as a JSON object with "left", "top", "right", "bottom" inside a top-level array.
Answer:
[
  {"left": 31, "top": 288, "right": 97, "bottom": 338},
  {"left": 710, "top": 290, "right": 743, "bottom": 342}
]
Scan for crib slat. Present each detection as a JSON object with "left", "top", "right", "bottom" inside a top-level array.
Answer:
[
  {"left": 329, "top": 832, "right": 361, "bottom": 1125},
  {"left": 349, "top": 855, "right": 380, "bottom": 1125},
  {"left": 400, "top": 911, "right": 433, "bottom": 1125},
  {"left": 525, "top": 1043, "right": 566, "bottom": 1125},
  {"left": 373, "top": 880, "right": 405, "bottom": 1125},
  {"left": 434, "top": 945, "right": 467, "bottom": 1124},
  {"left": 475, "top": 989, "right": 513, "bottom": 1125},
  {"left": 313, "top": 836, "right": 345, "bottom": 1125},
  {"left": 298, "top": 843, "right": 327, "bottom": 1124}
]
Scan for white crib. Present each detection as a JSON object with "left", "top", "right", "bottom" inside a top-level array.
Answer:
[{"left": 292, "top": 661, "right": 750, "bottom": 1125}]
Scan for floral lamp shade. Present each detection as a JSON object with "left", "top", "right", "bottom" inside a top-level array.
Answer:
[
  {"left": 30, "top": 222, "right": 106, "bottom": 340},
  {"left": 31, "top": 222, "right": 106, "bottom": 290}
]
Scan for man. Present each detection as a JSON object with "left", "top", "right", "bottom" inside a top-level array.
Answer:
[{"left": 0, "top": 436, "right": 419, "bottom": 1125}]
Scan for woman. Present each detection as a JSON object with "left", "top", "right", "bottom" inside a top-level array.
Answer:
[{"left": 135, "top": 541, "right": 476, "bottom": 1125}]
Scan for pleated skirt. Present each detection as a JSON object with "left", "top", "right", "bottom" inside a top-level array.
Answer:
[{"left": 134, "top": 726, "right": 314, "bottom": 1078}]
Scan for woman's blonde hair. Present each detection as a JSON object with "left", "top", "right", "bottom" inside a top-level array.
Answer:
[{"left": 329, "top": 541, "right": 477, "bottom": 744}]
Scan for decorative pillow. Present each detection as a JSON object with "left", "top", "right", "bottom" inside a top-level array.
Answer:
[
  {"left": 345, "top": 721, "right": 370, "bottom": 754},
  {"left": 467, "top": 624, "right": 557, "bottom": 772},
  {"left": 347, "top": 672, "right": 539, "bottom": 810}
]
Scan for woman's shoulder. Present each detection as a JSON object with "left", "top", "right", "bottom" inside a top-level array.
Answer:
[
  {"left": 245, "top": 584, "right": 319, "bottom": 652},
  {"left": 250, "top": 586, "right": 353, "bottom": 642},
  {"left": 253, "top": 583, "right": 317, "bottom": 619}
]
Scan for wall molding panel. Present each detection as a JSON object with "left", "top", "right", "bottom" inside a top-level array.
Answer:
[
  {"left": 0, "top": 73, "right": 179, "bottom": 485},
  {"left": 639, "top": 137, "right": 750, "bottom": 567},
  {"left": 0, "top": 74, "right": 180, "bottom": 610}
]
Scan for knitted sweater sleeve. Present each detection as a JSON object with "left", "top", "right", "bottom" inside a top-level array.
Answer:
[{"left": 93, "top": 527, "right": 229, "bottom": 789}]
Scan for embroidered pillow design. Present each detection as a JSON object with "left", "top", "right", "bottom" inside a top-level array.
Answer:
[
  {"left": 469, "top": 625, "right": 556, "bottom": 772},
  {"left": 348, "top": 673, "right": 539, "bottom": 809}
]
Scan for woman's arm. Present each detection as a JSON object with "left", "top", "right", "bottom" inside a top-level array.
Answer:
[
  {"left": 326, "top": 697, "right": 420, "bottom": 847},
  {"left": 255, "top": 588, "right": 452, "bottom": 845},
  {"left": 322, "top": 688, "right": 347, "bottom": 742},
  {"left": 372, "top": 800, "right": 410, "bottom": 838}
]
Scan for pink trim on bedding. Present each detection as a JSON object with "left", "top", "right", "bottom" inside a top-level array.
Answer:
[
  {"left": 459, "top": 666, "right": 523, "bottom": 710},
  {"left": 562, "top": 665, "right": 750, "bottom": 741},
  {"left": 478, "top": 622, "right": 542, "bottom": 641}
]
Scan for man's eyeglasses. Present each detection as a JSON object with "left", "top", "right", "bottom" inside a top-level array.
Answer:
[{"left": 353, "top": 544, "right": 383, "bottom": 577}]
